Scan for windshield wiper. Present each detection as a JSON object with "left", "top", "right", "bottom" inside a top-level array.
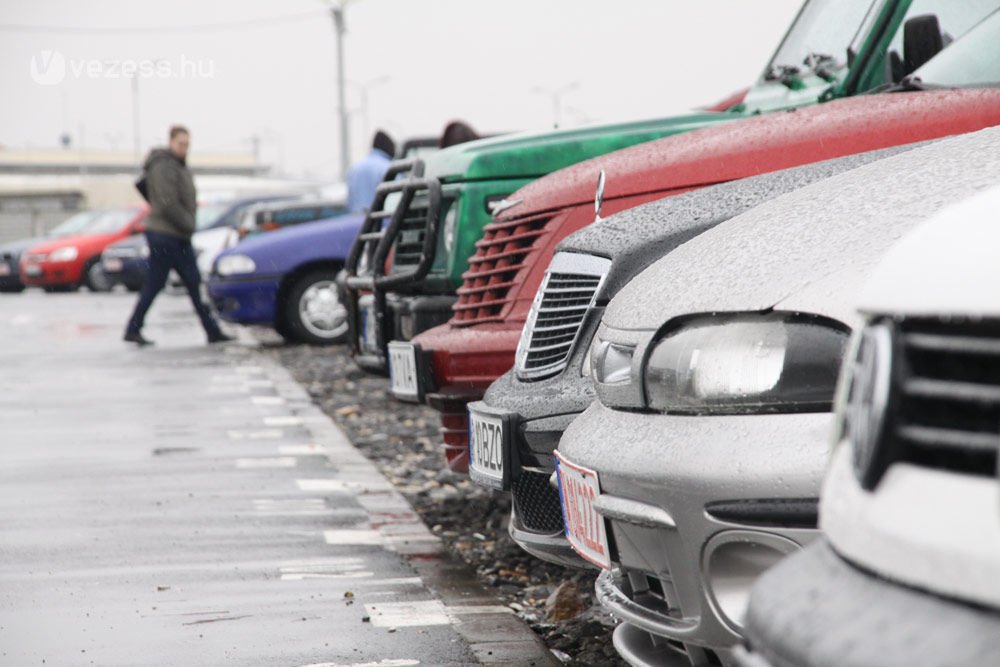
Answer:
[{"left": 766, "top": 53, "right": 841, "bottom": 88}]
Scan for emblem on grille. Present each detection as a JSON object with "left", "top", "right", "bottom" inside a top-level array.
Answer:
[{"left": 845, "top": 322, "right": 894, "bottom": 490}]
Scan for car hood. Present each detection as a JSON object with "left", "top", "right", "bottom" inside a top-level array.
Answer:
[
  {"left": 508, "top": 89, "right": 1000, "bottom": 217},
  {"left": 558, "top": 142, "right": 927, "bottom": 300},
  {"left": 858, "top": 184, "right": 1000, "bottom": 319},
  {"left": 424, "top": 112, "right": 735, "bottom": 183},
  {"left": 602, "top": 125, "right": 1000, "bottom": 333},
  {"left": 27, "top": 232, "right": 124, "bottom": 255}
]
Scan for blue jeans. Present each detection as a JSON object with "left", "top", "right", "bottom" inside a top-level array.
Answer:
[{"left": 126, "top": 231, "right": 222, "bottom": 338}]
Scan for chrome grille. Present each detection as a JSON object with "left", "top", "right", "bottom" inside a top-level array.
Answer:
[{"left": 515, "top": 253, "right": 610, "bottom": 381}]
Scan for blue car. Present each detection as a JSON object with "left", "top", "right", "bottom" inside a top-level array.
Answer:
[{"left": 208, "top": 213, "right": 363, "bottom": 344}]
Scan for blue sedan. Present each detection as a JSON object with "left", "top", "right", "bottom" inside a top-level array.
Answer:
[{"left": 208, "top": 213, "right": 363, "bottom": 344}]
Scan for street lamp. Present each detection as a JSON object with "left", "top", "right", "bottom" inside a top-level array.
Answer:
[
  {"left": 321, "top": 0, "right": 358, "bottom": 181},
  {"left": 530, "top": 81, "right": 581, "bottom": 129}
]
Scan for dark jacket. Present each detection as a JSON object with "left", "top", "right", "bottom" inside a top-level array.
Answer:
[{"left": 142, "top": 148, "right": 197, "bottom": 239}]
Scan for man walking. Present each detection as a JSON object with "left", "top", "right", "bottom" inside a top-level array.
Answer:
[
  {"left": 346, "top": 130, "right": 395, "bottom": 213},
  {"left": 124, "top": 125, "right": 232, "bottom": 346}
]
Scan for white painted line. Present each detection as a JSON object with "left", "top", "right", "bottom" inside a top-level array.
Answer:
[
  {"left": 280, "top": 571, "right": 375, "bottom": 581},
  {"left": 209, "top": 385, "right": 250, "bottom": 395},
  {"left": 264, "top": 416, "right": 302, "bottom": 427},
  {"left": 245, "top": 379, "right": 275, "bottom": 388},
  {"left": 235, "top": 365, "right": 265, "bottom": 375},
  {"left": 447, "top": 605, "right": 514, "bottom": 616},
  {"left": 251, "top": 396, "right": 286, "bottom": 406},
  {"left": 279, "top": 444, "right": 327, "bottom": 456},
  {"left": 299, "top": 659, "right": 420, "bottom": 667},
  {"left": 365, "top": 600, "right": 450, "bottom": 627},
  {"left": 227, "top": 429, "right": 283, "bottom": 440},
  {"left": 297, "top": 479, "right": 393, "bottom": 494},
  {"left": 236, "top": 457, "right": 297, "bottom": 469},
  {"left": 323, "top": 529, "right": 385, "bottom": 546}
]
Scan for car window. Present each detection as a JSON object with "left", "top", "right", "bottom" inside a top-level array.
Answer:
[
  {"left": 196, "top": 203, "right": 230, "bottom": 230},
  {"left": 886, "top": 0, "right": 1000, "bottom": 56},
  {"left": 49, "top": 210, "right": 101, "bottom": 237},
  {"left": 911, "top": 8, "right": 1000, "bottom": 86},
  {"left": 85, "top": 208, "right": 142, "bottom": 234}
]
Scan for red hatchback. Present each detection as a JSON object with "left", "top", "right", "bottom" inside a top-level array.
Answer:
[{"left": 20, "top": 207, "right": 148, "bottom": 292}]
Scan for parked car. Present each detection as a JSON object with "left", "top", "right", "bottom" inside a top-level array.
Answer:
[
  {"left": 20, "top": 207, "right": 147, "bottom": 292},
  {"left": 736, "top": 184, "right": 1000, "bottom": 667},
  {"left": 237, "top": 199, "right": 349, "bottom": 239},
  {"left": 344, "top": 0, "right": 932, "bottom": 376},
  {"left": 551, "top": 126, "right": 1000, "bottom": 666},
  {"left": 0, "top": 210, "right": 102, "bottom": 292},
  {"left": 102, "top": 195, "right": 298, "bottom": 291},
  {"left": 462, "top": 144, "right": 921, "bottom": 568},
  {"left": 207, "top": 213, "right": 364, "bottom": 344}
]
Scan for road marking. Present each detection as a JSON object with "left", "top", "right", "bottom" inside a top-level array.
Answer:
[
  {"left": 365, "top": 600, "right": 450, "bottom": 627},
  {"left": 236, "top": 457, "right": 297, "bottom": 469},
  {"left": 227, "top": 428, "right": 283, "bottom": 440},
  {"left": 323, "top": 529, "right": 385, "bottom": 546},
  {"left": 234, "top": 365, "right": 265, "bottom": 375},
  {"left": 264, "top": 415, "right": 302, "bottom": 427},
  {"left": 251, "top": 396, "right": 286, "bottom": 406},
  {"left": 299, "top": 660, "right": 420, "bottom": 667},
  {"left": 297, "top": 479, "right": 393, "bottom": 494},
  {"left": 279, "top": 444, "right": 327, "bottom": 456}
]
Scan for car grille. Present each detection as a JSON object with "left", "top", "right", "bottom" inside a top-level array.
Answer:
[
  {"left": 451, "top": 211, "right": 553, "bottom": 326},
  {"left": 25, "top": 253, "right": 47, "bottom": 263},
  {"left": 512, "top": 469, "right": 565, "bottom": 534},
  {"left": 389, "top": 202, "right": 430, "bottom": 270},
  {"left": 514, "top": 253, "right": 610, "bottom": 381},
  {"left": 891, "top": 318, "right": 1000, "bottom": 477}
]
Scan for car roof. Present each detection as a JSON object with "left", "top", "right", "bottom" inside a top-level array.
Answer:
[{"left": 602, "top": 125, "right": 1000, "bottom": 331}]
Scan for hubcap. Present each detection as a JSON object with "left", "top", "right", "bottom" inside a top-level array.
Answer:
[{"left": 298, "top": 280, "right": 347, "bottom": 339}]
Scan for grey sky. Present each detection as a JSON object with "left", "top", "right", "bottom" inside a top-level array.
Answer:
[{"left": 1, "top": 1, "right": 802, "bottom": 181}]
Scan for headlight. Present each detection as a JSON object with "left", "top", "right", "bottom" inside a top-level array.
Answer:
[
  {"left": 49, "top": 246, "right": 78, "bottom": 262},
  {"left": 591, "top": 338, "right": 635, "bottom": 385},
  {"left": 442, "top": 204, "right": 459, "bottom": 254},
  {"left": 215, "top": 254, "right": 257, "bottom": 276},
  {"left": 644, "top": 313, "right": 848, "bottom": 415}
]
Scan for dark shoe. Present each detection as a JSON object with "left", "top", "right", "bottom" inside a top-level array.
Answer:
[
  {"left": 207, "top": 332, "right": 235, "bottom": 344},
  {"left": 124, "top": 331, "right": 154, "bottom": 346}
]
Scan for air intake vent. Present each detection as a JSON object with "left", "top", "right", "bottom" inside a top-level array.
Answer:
[{"left": 515, "top": 253, "right": 610, "bottom": 381}]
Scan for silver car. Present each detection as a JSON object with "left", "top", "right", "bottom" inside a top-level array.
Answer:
[
  {"left": 736, "top": 188, "right": 1000, "bottom": 666},
  {"left": 554, "top": 125, "right": 1000, "bottom": 666}
]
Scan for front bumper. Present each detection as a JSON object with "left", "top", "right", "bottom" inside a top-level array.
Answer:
[
  {"left": 102, "top": 256, "right": 147, "bottom": 286},
  {"left": 0, "top": 257, "right": 24, "bottom": 289},
  {"left": 735, "top": 540, "right": 1000, "bottom": 667},
  {"left": 352, "top": 292, "right": 456, "bottom": 374},
  {"left": 556, "top": 401, "right": 829, "bottom": 662},
  {"left": 20, "top": 261, "right": 83, "bottom": 287},
  {"left": 207, "top": 275, "right": 280, "bottom": 324}
]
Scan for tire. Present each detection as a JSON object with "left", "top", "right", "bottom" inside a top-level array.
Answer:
[
  {"left": 83, "top": 259, "right": 113, "bottom": 292},
  {"left": 123, "top": 279, "right": 143, "bottom": 292},
  {"left": 0, "top": 285, "right": 25, "bottom": 293},
  {"left": 279, "top": 269, "right": 348, "bottom": 345}
]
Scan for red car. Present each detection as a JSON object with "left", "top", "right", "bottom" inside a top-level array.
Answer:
[
  {"left": 391, "top": 88, "right": 1000, "bottom": 472},
  {"left": 20, "top": 206, "right": 148, "bottom": 292}
]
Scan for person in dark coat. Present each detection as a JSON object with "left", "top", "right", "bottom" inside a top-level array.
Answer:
[{"left": 124, "top": 125, "right": 231, "bottom": 346}]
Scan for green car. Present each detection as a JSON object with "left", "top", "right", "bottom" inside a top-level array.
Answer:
[{"left": 344, "top": 0, "right": 953, "bottom": 373}]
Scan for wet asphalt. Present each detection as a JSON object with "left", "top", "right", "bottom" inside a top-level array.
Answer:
[{"left": 0, "top": 290, "right": 556, "bottom": 667}]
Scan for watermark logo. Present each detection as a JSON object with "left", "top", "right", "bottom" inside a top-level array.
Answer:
[
  {"left": 29, "top": 51, "right": 216, "bottom": 85},
  {"left": 30, "top": 50, "right": 67, "bottom": 86}
]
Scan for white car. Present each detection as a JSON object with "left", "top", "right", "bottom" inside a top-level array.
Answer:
[
  {"left": 737, "top": 184, "right": 1000, "bottom": 667},
  {"left": 554, "top": 125, "right": 1000, "bottom": 666}
]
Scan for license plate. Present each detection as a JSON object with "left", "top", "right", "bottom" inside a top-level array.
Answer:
[
  {"left": 468, "top": 404, "right": 511, "bottom": 490},
  {"left": 388, "top": 341, "right": 420, "bottom": 402},
  {"left": 24, "top": 264, "right": 42, "bottom": 277},
  {"left": 359, "top": 298, "right": 378, "bottom": 354},
  {"left": 555, "top": 451, "right": 611, "bottom": 570},
  {"left": 102, "top": 258, "right": 123, "bottom": 272},
  {"left": 0, "top": 263, "right": 9, "bottom": 276}
]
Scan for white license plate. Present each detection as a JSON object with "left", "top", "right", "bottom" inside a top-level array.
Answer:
[
  {"left": 468, "top": 406, "right": 508, "bottom": 490},
  {"left": 0, "top": 263, "right": 10, "bottom": 276},
  {"left": 388, "top": 341, "right": 419, "bottom": 401},
  {"left": 359, "top": 298, "right": 378, "bottom": 354},
  {"left": 23, "top": 264, "right": 42, "bottom": 277},
  {"left": 556, "top": 451, "right": 611, "bottom": 570},
  {"left": 102, "top": 258, "right": 123, "bottom": 272}
]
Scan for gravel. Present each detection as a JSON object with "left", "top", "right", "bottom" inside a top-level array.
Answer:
[{"left": 260, "top": 334, "right": 626, "bottom": 666}]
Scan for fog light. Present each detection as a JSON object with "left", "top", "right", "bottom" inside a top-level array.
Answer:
[{"left": 704, "top": 533, "right": 798, "bottom": 630}]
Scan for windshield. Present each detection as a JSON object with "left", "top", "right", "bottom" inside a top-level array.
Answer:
[
  {"left": 911, "top": 8, "right": 1000, "bottom": 86},
  {"left": 84, "top": 208, "right": 141, "bottom": 234},
  {"left": 764, "top": 0, "right": 881, "bottom": 81},
  {"left": 196, "top": 203, "right": 230, "bottom": 230},
  {"left": 49, "top": 210, "right": 101, "bottom": 237}
]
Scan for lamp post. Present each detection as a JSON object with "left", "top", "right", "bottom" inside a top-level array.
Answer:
[{"left": 325, "top": 1, "right": 355, "bottom": 180}]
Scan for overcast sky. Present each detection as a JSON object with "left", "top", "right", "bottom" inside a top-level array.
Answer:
[{"left": 1, "top": 0, "right": 803, "bottom": 181}]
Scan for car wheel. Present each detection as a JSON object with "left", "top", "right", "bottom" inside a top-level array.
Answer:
[
  {"left": 83, "top": 259, "right": 112, "bottom": 292},
  {"left": 280, "top": 270, "right": 348, "bottom": 345},
  {"left": 0, "top": 285, "right": 25, "bottom": 293},
  {"left": 123, "top": 279, "right": 143, "bottom": 292}
]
